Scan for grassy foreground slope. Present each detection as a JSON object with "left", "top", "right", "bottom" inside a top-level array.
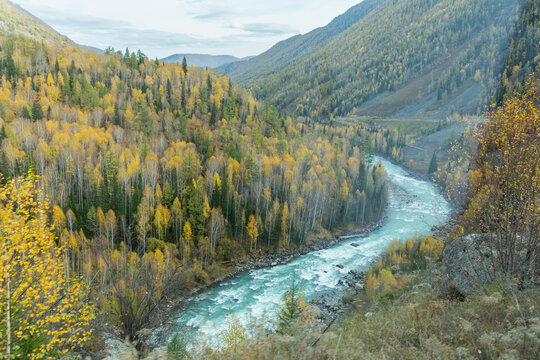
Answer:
[{"left": 197, "top": 237, "right": 540, "bottom": 359}]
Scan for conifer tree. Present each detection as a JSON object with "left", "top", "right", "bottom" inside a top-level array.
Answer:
[{"left": 428, "top": 152, "right": 438, "bottom": 174}]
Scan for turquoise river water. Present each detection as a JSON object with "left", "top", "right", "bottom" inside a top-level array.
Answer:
[{"left": 171, "top": 156, "right": 451, "bottom": 343}]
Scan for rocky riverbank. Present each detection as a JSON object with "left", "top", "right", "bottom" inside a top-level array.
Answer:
[
  {"left": 132, "top": 217, "right": 388, "bottom": 350},
  {"left": 310, "top": 267, "right": 369, "bottom": 324}
]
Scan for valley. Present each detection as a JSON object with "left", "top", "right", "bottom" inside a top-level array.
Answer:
[
  {"left": 0, "top": 0, "right": 538, "bottom": 359},
  {"left": 158, "top": 156, "right": 450, "bottom": 346}
]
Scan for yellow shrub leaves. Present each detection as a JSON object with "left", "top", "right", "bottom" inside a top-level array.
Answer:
[
  {"left": 364, "top": 236, "right": 444, "bottom": 301},
  {"left": 0, "top": 175, "right": 94, "bottom": 358}
]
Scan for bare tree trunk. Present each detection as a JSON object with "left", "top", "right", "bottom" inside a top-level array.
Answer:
[{"left": 6, "top": 275, "right": 11, "bottom": 357}]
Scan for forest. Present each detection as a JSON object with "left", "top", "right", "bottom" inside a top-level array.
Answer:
[
  {"left": 494, "top": 0, "right": 539, "bottom": 104},
  {"left": 0, "top": 32, "right": 394, "bottom": 351},
  {"left": 2, "top": 0, "right": 537, "bottom": 358}
]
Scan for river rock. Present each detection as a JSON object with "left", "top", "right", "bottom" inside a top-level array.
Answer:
[
  {"left": 365, "top": 312, "right": 375, "bottom": 319},
  {"left": 336, "top": 264, "right": 344, "bottom": 269},
  {"left": 350, "top": 243, "right": 360, "bottom": 247},
  {"left": 102, "top": 336, "right": 138, "bottom": 360},
  {"left": 142, "top": 346, "right": 168, "bottom": 360},
  {"left": 342, "top": 289, "right": 356, "bottom": 304}
]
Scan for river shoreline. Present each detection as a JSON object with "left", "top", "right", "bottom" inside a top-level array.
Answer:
[
  {"left": 144, "top": 214, "right": 388, "bottom": 346},
  {"left": 97, "top": 155, "right": 451, "bottom": 360}
]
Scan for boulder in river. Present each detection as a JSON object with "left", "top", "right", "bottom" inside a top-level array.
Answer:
[{"left": 336, "top": 264, "right": 345, "bottom": 269}]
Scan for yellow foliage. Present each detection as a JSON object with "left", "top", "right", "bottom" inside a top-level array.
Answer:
[
  {"left": 222, "top": 310, "right": 246, "bottom": 353},
  {"left": 247, "top": 214, "right": 258, "bottom": 248},
  {"left": 0, "top": 175, "right": 94, "bottom": 358}
]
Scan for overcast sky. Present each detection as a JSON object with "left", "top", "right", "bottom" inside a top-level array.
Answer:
[{"left": 12, "top": 0, "right": 361, "bottom": 58}]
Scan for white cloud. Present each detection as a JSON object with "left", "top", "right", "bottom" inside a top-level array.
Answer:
[{"left": 11, "top": 0, "right": 362, "bottom": 58}]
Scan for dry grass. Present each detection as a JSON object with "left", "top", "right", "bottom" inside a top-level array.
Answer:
[
  {"left": 194, "top": 280, "right": 539, "bottom": 359},
  {"left": 189, "top": 238, "right": 540, "bottom": 359}
]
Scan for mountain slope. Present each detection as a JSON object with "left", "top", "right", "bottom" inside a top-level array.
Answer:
[
  {"left": 218, "top": 0, "right": 383, "bottom": 84},
  {"left": 161, "top": 53, "right": 239, "bottom": 68},
  {"left": 0, "top": 0, "right": 73, "bottom": 46},
  {"left": 221, "top": 0, "right": 518, "bottom": 119},
  {"left": 494, "top": 0, "right": 540, "bottom": 104}
]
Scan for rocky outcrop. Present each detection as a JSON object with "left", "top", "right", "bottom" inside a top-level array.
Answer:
[
  {"left": 440, "top": 234, "right": 497, "bottom": 296},
  {"left": 100, "top": 333, "right": 169, "bottom": 360},
  {"left": 311, "top": 269, "right": 366, "bottom": 324},
  {"left": 440, "top": 233, "right": 540, "bottom": 296},
  {"left": 102, "top": 336, "right": 139, "bottom": 360}
]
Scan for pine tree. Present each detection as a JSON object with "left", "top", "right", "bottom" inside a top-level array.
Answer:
[
  {"left": 31, "top": 99, "right": 43, "bottom": 121},
  {"left": 182, "top": 56, "right": 188, "bottom": 75},
  {"left": 428, "top": 152, "right": 438, "bottom": 174},
  {"left": 277, "top": 278, "right": 308, "bottom": 334}
]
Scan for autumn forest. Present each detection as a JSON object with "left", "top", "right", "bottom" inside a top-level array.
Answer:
[
  {"left": 0, "top": 0, "right": 538, "bottom": 358},
  {"left": 0, "top": 33, "right": 392, "bottom": 344}
]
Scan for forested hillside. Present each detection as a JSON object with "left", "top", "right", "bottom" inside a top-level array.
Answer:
[
  {"left": 218, "top": 0, "right": 382, "bottom": 83},
  {"left": 221, "top": 0, "right": 518, "bottom": 120},
  {"left": 494, "top": 0, "right": 539, "bottom": 104},
  {"left": 0, "top": 0, "right": 72, "bottom": 46},
  {"left": 0, "top": 33, "right": 390, "bottom": 256}
]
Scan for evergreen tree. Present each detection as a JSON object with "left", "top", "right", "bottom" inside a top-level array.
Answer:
[
  {"left": 182, "top": 56, "right": 188, "bottom": 75},
  {"left": 5, "top": 53, "right": 18, "bottom": 81},
  {"left": 31, "top": 99, "right": 43, "bottom": 121},
  {"left": 428, "top": 152, "right": 438, "bottom": 174},
  {"left": 21, "top": 106, "right": 31, "bottom": 119},
  {"left": 166, "top": 79, "right": 173, "bottom": 108},
  {"left": 187, "top": 185, "right": 205, "bottom": 236},
  {"left": 278, "top": 277, "right": 308, "bottom": 334}
]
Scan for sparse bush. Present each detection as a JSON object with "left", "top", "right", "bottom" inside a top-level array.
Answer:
[
  {"left": 168, "top": 334, "right": 190, "bottom": 360},
  {"left": 277, "top": 278, "right": 312, "bottom": 334}
]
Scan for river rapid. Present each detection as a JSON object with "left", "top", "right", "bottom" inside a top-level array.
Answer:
[{"left": 170, "top": 156, "right": 451, "bottom": 344}]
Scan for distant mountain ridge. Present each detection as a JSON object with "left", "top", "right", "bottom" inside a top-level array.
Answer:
[
  {"left": 161, "top": 53, "right": 241, "bottom": 68},
  {"left": 219, "top": 0, "right": 520, "bottom": 119},
  {"left": 217, "top": 0, "right": 383, "bottom": 84}
]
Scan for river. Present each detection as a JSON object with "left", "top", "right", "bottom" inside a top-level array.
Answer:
[{"left": 169, "top": 156, "right": 451, "bottom": 344}]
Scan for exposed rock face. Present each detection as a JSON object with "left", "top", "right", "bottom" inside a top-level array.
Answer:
[
  {"left": 441, "top": 234, "right": 497, "bottom": 296},
  {"left": 102, "top": 336, "right": 139, "bottom": 360},
  {"left": 142, "top": 347, "right": 168, "bottom": 359},
  {"left": 441, "top": 233, "right": 540, "bottom": 295},
  {"left": 101, "top": 334, "right": 168, "bottom": 360}
]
